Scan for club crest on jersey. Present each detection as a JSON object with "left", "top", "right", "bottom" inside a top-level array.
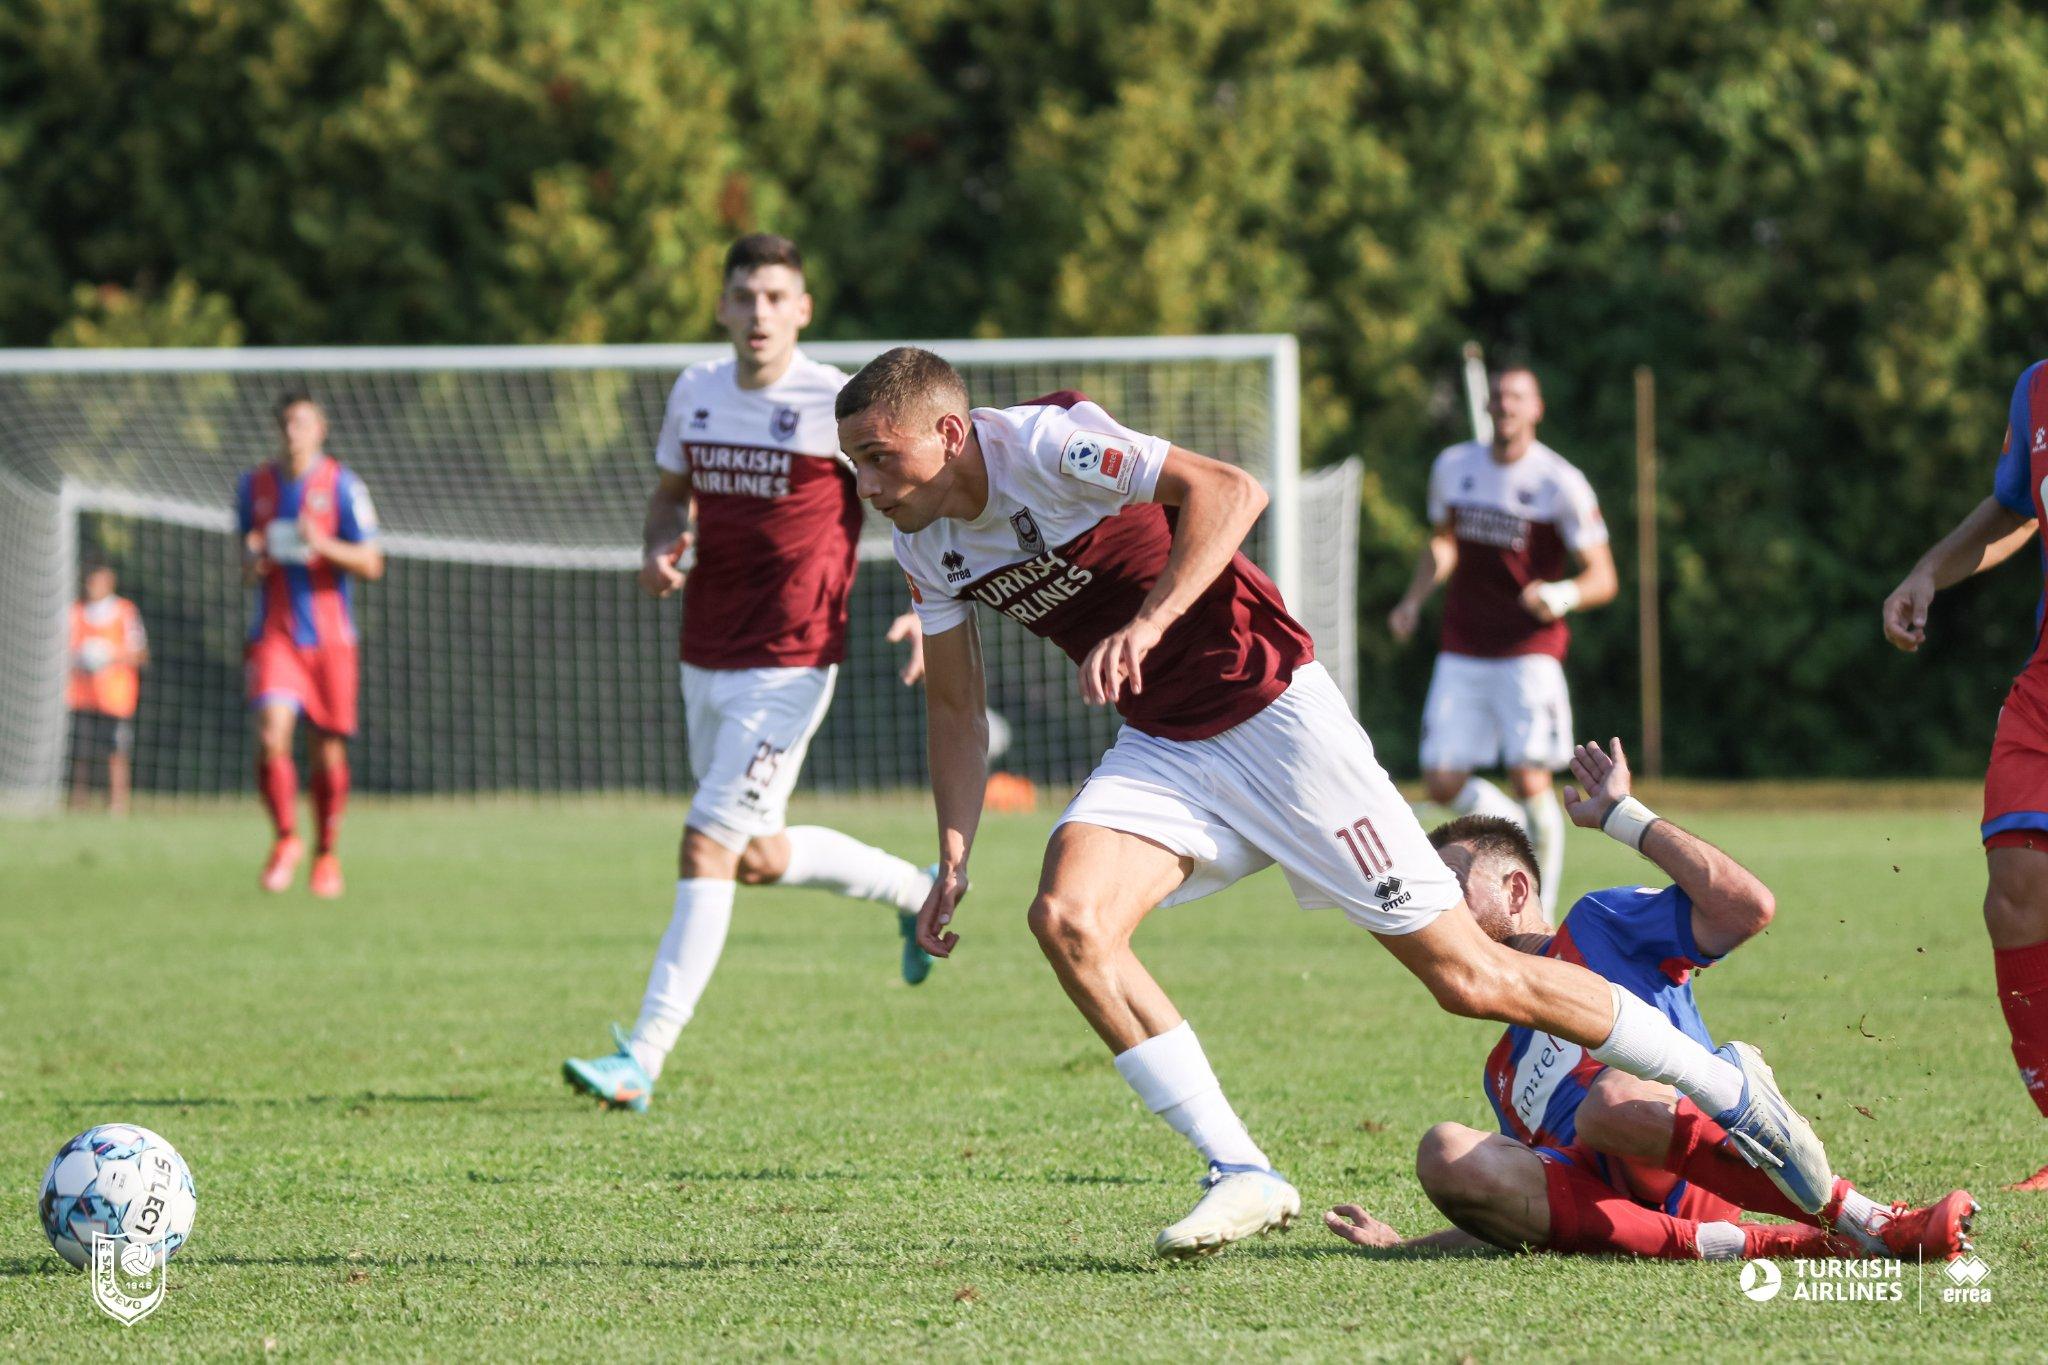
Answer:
[
  {"left": 772, "top": 406, "right": 799, "bottom": 440},
  {"left": 1010, "top": 509, "right": 1045, "bottom": 555},
  {"left": 691, "top": 408, "right": 711, "bottom": 429},
  {"left": 941, "top": 550, "right": 973, "bottom": 584},
  {"left": 1060, "top": 431, "right": 1135, "bottom": 494}
]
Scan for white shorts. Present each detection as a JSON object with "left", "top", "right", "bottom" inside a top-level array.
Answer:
[
  {"left": 1418, "top": 652, "right": 1573, "bottom": 774},
  {"left": 1055, "top": 662, "right": 1461, "bottom": 935},
  {"left": 681, "top": 663, "right": 836, "bottom": 852}
]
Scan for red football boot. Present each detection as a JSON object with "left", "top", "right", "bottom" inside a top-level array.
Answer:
[
  {"left": 309, "top": 852, "right": 344, "bottom": 899},
  {"left": 2004, "top": 1162, "right": 2048, "bottom": 1192},
  {"left": 1880, "top": 1190, "right": 1977, "bottom": 1261},
  {"left": 260, "top": 835, "right": 303, "bottom": 893}
]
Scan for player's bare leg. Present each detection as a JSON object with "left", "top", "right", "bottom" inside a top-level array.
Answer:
[
  {"left": 1424, "top": 767, "right": 1525, "bottom": 825},
  {"left": 738, "top": 827, "right": 937, "bottom": 984},
  {"left": 107, "top": 749, "right": 131, "bottom": 818},
  {"left": 1031, "top": 821, "right": 1299, "bottom": 1259},
  {"left": 1373, "top": 903, "right": 1837, "bottom": 1214},
  {"left": 1508, "top": 765, "right": 1565, "bottom": 918},
  {"left": 307, "top": 730, "right": 350, "bottom": 899},
  {"left": 255, "top": 702, "right": 302, "bottom": 892},
  {"left": 1984, "top": 845, "right": 2048, "bottom": 1189}
]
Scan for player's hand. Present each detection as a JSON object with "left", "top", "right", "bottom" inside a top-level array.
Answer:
[
  {"left": 887, "top": 610, "right": 925, "bottom": 685},
  {"left": 1562, "top": 737, "right": 1632, "bottom": 829},
  {"left": 1882, "top": 569, "right": 1936, "bottom": 652},
  {"left": 241, "top": 530, "right": 272, "bottom": 578},
  {"left": 917, "top": 863, "right": 969, "bottom": 957},
  {"left": 297, "top": 512, "right": 334, "bottom": 562},
  {"left": 1324, "top": 1205, "right": 1403, "bottom": 1248},
  {"left": 1519, "top": 580, "right": 1563, "bottom": 623},
  {"left": 639, "top": 535, "right": 691, "bottom": 599},
  {"left": 1387, "top": 598, "right": 1421, "bottom": 644},
  {"left": 1080, "top": 616, "right": 1165, "bottom": 706}
]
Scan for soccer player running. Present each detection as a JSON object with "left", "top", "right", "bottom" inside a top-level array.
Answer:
[
  {"left": 238, "top": 393, "right": 383, "bottom": 898},
  {"left": 66, "top": 562, "right": 148, "bottom": 815},
  {"left": 1323, "top": 739, "right": 1975, "bottom": 1263},
  {"left": 1883, "top": 357, "right": 2048, "bottom": 1191},
  {"left": 839, "top": 346, "right": 1832, "bottom": 1260},
  {"left": 563, "top": 235, "right": 933, "bottom": 1113},
  {"left": 1388, "top": 367, "right": 1616, "bottom": 915}
]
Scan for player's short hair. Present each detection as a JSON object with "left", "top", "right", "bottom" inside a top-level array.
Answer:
[
  {"left": 835, "top": 346, "right": 970, "bottom": 425},
  {"left": 1428, "top": 814, "right": 1541, "bottom": 894},
  {"left": 724, "top": 233, "right": 804, "bottom": 281},
  {"left": 274, "top": 391, "right": 323, "bottom": 425},
  {"left": 1491, "top": 364, "right": 1541, "bottom": 394}
]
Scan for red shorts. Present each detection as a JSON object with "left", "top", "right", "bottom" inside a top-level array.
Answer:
[
  {"left": 1538, "top": 1141, "right": 1740, "bottom": 1224},
  {"left": 246, "top": 635, "right": 359, "bottom": 737},
  {"left": 1984, "top": 667, "right": 2048, "bottom": 849}
]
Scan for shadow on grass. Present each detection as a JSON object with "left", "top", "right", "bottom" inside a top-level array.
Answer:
[
  {"left": 0, "top": 1257, "right": 68, "bottom": 1278},
  {"left": 666, "top": 1166, "right": 1167, "bottom": 1187},
  {"left": 53, "top": 1093, "right": 484, "bottom": 1109},
  {"left": 185, "top": 1251, "right": 802, "bottom": 1273}
]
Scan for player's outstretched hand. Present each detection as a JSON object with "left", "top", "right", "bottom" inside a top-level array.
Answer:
[
  {"left": 887, "top": 610, "right": 925, "bottom": 685},
  {"left": 1324, "top": 1205, "right": 1403, "bottom": 1248},
  {"left": 1080, "top": 617, "right": 1165, "bottom": 707},
  {"left": 1562, "top": 737, "right": 1632, "bottom": 829},
  {"left": 1882, "top": 569, "right": 1935, "bottom": 653},
  {"left": 1387, "top": 598, "right": 1420, "bottom": 644},
  {"left": 917, "top": 864, "right": 968, "bottom": 957},
  {"left": 639, "top": 535, "right": 691, "bottom": 598}
]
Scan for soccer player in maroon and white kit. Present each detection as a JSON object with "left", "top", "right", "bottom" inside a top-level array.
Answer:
[
  {"left": 1389, "top": 368, "right": 1616, "bottom": 915},
  {"left": 563, "top": 235, "right": 932, "bottom": 1113},
  {"left": 839, "top": 346, "right": 1833, "bottom": 1260}
]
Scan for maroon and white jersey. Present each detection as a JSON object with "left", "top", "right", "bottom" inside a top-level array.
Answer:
[
  {"left": 896, "top": 392, "right": 1314, "bottom": 741},
  {"left": 1427, "top": 440, "right": 1606, "bottom": 660},
  {"left": 654, "top": 351, "right": 862, "bottom": 669}
]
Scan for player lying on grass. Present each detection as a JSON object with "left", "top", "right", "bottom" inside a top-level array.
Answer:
[
  {"left": 839, "top": 345, "right": 1838, "bottom": 1260},
  {"left": 1324, "top": 739, "right": 1977, "bottom": 1263}
]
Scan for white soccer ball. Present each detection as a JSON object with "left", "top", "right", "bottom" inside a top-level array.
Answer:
[
  {"left": 38, "top": 1124, "right": 197, "bottom": 1270},
  {"left": 76, "top": 637, "right": 114, "bottom": 673}
]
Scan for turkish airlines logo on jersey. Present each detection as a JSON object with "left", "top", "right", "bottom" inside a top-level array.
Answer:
[
  {"left": 688, "top": 445, "right": 793, "bottom": 498},
  {"left": 969, "top": 552, "right": 1096, "bottom": 627},
  {"left": 1060, "top": 431, "right": 1136, "bottom": 495}
]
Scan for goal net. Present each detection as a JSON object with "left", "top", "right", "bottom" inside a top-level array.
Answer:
[{"left": 0, "top": 339, "right": 1359, "bottom": 810}]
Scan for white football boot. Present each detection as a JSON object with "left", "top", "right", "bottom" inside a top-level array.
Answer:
[{"left": 1155, "top": 1163, "right": 1302, "bottom": 1261}]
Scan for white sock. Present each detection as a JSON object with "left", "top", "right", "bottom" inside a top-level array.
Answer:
[
  {"left": 1522, "top": 789, "right": 1566, "bottom": 918},
  {"left": 1111, "top": 1021, "right": 1270, "bottom": 1170},
  {"left": 1588, "top": 985, "right": 1745, "bottom": 1117},
  {"left": 627, "top": 878, "right": 735, "bottom": 1080},
  {"left": 1695, "top": 1221, "right": 1746, "bottom": 1260},
  {"left": 1448, "top": 776, "right": 1526, "bottom": 826},
  {"left": 1835, "top": 1186, "right": 1887, "bottom": 1239},
  {"left": 776, "top": 825, "right": 931, "bottom": 913}
]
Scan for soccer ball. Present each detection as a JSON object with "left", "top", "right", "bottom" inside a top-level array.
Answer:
[{"left": 38, "top": 1124, "right": 197, "bottom": 1270}]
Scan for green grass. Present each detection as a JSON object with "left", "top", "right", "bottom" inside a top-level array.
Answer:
[{"left": 0, "top": 791, "right": 2039, "bottom": 1360}]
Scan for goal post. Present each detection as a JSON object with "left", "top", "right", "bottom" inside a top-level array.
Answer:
[{"left": 0, "top": 338, "right": 1358, "bottom": 809}]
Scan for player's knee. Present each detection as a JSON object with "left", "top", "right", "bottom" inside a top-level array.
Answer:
[
  {"left": 1027, "top": 891, "right": 1109, "bottom": 966},
  {"left": 1983, "top": 872, "right": 2048, "bottom": 945},
  {"left": 1423, "top": 771, "right": 1467, "bottom": 806},
  {"left": 1415, "top": 1123, "right": 1499, "bottom": 1209},
  {"left": 735, "top": 843, "right": 778, "bottom": 885}
]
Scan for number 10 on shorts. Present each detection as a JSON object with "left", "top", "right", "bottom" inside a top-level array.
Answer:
[{"left": 1334, "top": 818, "right": 1392, "bottom": 880}]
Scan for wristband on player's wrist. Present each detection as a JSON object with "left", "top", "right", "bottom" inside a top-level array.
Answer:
[
  {"left": 1600, "top": 795, "right": 1660, "bottom": 853},
  {"left": 1534, "top": 579, "right": 1583, "bottom": 618}
]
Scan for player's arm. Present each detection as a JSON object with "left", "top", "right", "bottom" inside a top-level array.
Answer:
[
  {"left": 1080, "top": 446, "right": 1266, "bottom": 706},
  {"left": 1325, "top": 1205, "right": 1488, "bottom": 1252},
  {"left": 1561, "top": 738, "right": 1774, "bottom": 959},
  {"left": 918, "top": 615, "right": 988, "bottom": 957},
  {"left": 640, "top": 471, "right": 694, "bottom": 599},
  {"left": 1882, "top": 495, "right": 2036, "bottom": 652},
  {"left": 1521, "top": 539, "right": 1618, "bottom": 624},
  {"left": 1388, "top": 525, "right": 1456, "bottom": 643},
  {"left": 302, "top": 533, "right": 384, "bottom": 580}
]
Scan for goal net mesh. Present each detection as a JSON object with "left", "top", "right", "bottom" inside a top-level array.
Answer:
[{"left": 0, "top": 342, "right": 1358, "bottom": 808}]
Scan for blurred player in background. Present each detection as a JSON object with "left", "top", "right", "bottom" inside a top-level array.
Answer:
[
  {"left": 238, "top": 393, "right": 384, "bottom": 898},
  {"left": 1325, "top": 740, "right": 1974, "bottom": 1263},
  {"left": 841, "top": 346, "right": 1832, "bottom": 1261},
  {"left": 563, "top": 234, "right": 932, "bottom": 1114},
  {"left": 1883, "top": 356, "right": 2048, "bottom": 1191},
  {"left": 1389, "top": 367, "right": 1616, "bottom": 915},
  {"left": 66, "top": 562, "right": 148, "bottom": 814}
]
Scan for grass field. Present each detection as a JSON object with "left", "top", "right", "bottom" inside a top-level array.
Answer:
[{"left": 1, "top": 790, "right": 2041, "bottom": 1360}]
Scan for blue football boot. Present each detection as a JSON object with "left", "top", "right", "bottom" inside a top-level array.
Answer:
[
  {"left": 1713, "top": 1040, "right": 1834, "bottom": 1214},
  {"left": 562, "top": 1023, "right": 652, "bottom": 1113}
]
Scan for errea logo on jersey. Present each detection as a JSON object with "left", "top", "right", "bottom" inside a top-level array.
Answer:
[{"left": 1060, "top": 431, "right": 1136, "bottom": 495}]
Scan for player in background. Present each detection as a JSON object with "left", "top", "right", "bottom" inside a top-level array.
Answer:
[
  {"left": 563, "top": 235, "right": 932, "bottom": 1114},
  {"left": 237, "top": 394, "right": 383, "bottom": 898},
  {"left": 66, "top": 562, "right": 148, "bottom": 815},
  {"left": 1883, "top": 357, "right": 2048, "bottom": 1191},
  {"left": 839, "top": 346, "right": 1832, "bottom": 1260},
  {"left": 1389, "top": 368, "right": 1616, "bottom": 915},
  {"left": 1323, "top": 740, "right": 1975, "bottom": 1263}
]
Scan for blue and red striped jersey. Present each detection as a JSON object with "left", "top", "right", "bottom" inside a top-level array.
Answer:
[{"left": 236, "top": 457, "right": 378, "bottom": 647}]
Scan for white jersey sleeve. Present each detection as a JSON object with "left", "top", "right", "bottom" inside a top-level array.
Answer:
[
  {"left": 1001, "top": 397, "right": 1170, "bottom": 522},
  {"left": 904, "top": 562, "right": 974, "bottom": 634},
  {"left": 653, "top": 365, "right": 707, "bottom": 475},
  {"left": 1425, "top": 447, "right": 1458, "bottom": 527},
  {"left": 1555, "top": 463, "right": 1608, "bottom": 551}
]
